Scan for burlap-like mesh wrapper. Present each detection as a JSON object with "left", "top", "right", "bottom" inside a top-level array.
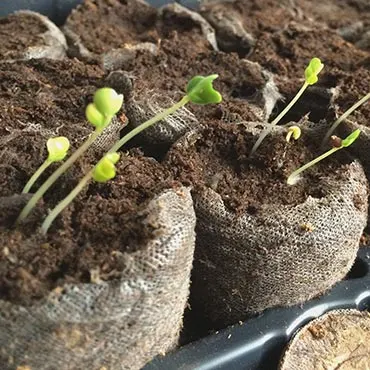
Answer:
[
  {"left": 176, "top": 129, "right": 368, "bottom": 328},
  {"left": 0, "top": 188, "right": 196, "bottom": 370},
  {"left": 279, "top": 309, "right": 370, "bottom": 370}
]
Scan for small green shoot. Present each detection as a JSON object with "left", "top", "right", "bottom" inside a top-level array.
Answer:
[
  {"left": 287, "top": 129, "right": 361, "bottom": 185},
  {"left": 286, "top": 126, "right": 301, "bottom": 143},
  {"left": 322, "top": 92, "right": 370, "bottom": 146},
  {"left": 39, "top": 75, "right": 222, "bottom": 233},
  {"left": 41, "top": 153, "right": 120, "bottom": 233},
  {"left": 17, "top": 88, "right": 123, "bottom": 224},
  {"left": 249, "top": 57, "right": 324, "bottom": 157},
  {"left": 22, "top": 137, "right": 70, "bottom": 194},
  {"left": 108, "top": 74, "right": 222, "bottom": 153},
  {"left": 92, "top": 153, "right": 120, "bottom": 182}
]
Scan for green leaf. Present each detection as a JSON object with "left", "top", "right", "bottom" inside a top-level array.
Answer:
[
  {"left": 92, "top": 153, "right": 120, "bottom": 183},
  {"left": 93, "top": 88, "right": 124, "bottom": 117},
  {"left": 186, "top": 74, "right": 222, "bottom": 105},
  {"left": 85, "top": 103, "right": 108, "bottom": 129},
  {"left": 341, "top": 129, "right": 361, "bottom": 147},
  {"left": 304, "top": 57, "right": 324, "bottom": 85},
  {"left": 47, "top": 137, "right": 70, "bottom": 162}
]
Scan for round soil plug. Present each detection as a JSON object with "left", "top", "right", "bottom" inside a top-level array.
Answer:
[
  {"left": 280, "top": 309, "right": 370, "bottom": 370},
  {"left": 166, "top": 121, "right": 368, "bottom": 328},
  {"left": 0, "top": 11, "right": 67, "bottom": 61}
]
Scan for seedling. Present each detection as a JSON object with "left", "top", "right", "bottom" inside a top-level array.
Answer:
[
  {"left": 17, "top": 88, "right": 123, "bottom": 224},
  {"left": 286, "top": 126, "right": 301, "bottom": 143},
  {"left": 249, "top": 57, "right": 324, "bottom": 157},
  {"left": 108, "top": 74, "right": 222, "bottom": 153},
  {"left": 322, "top": 92, "right": 370, "bottom": 146},
  {"left": 40, "top": 75, "right": 222, "bottom": 233},
  {"left": 287, "top": 129, "right": 361, "bottom": 185},
  {"left": 41, "top": 153, "right": 120, "bottom": 233},
  {"left": 22, "top": 137, "right": 70, "bottom": 194}
]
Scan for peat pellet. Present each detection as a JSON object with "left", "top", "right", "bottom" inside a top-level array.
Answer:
[{"left": 0, "top": 11, "right": 67, "bottom": 61}]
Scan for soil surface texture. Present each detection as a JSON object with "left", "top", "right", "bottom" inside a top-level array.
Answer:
[
  {"left": 0, "top": 59, "right": 177, "bottom": 306},
  {"left": 166, "top": 121, "right": 354, "bottom": 216},
  {"left": 0, "top": 12, "right": 48, "bottom": 60},
  {"left": 1, "top": 0, "right": 370, "bottom": 338}
]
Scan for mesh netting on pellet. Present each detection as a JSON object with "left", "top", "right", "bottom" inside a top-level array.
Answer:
[
  {"left": 0, "top": 188, "right": 196, "bottom": 370},
  {"left": 176, "top": 127, "right": 368, "bottom": 328}
]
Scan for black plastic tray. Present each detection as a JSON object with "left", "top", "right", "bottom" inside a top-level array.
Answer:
[
  {"left": 1, "top": 2, "right": 370, "bottom": 369},
  {"left": 144, "top": 247, "right": 370, "bottom": 370}
]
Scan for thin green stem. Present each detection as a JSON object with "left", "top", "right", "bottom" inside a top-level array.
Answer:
[
  {"left": 39, "top": 95, "right": 190, "bottom": 233},
  {"left": 22, "top": 159, "right": 52, "bottom": 194},
  {"left": 249, "top": 82, "right": 309, "bottom": 157},
  {"left": 109, "top": 95, "right": 190, "bottom": 153},
  {"left": 287, "top": 147, "right": 339, "bottom": 185},
  {"left": 322, "top": 92, "right": 370, "bottom": 146},
  {"left": 17, "top": 129, "right": 102, "bottom": 223},
  {"left": 41, "top": 171, "right": 93, "bottom": 234}
]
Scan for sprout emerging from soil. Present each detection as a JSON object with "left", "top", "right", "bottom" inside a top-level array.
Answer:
[
  {"left": 41, "top": 153, "right": 120, "bottom": 234},
  {"left": 249, "top": 57, "right": 324, "bottom": 157},
  {"left": 22, "top": 137, "right": 70, "bottom": 194},
  {"left": 287, "top": 129, "right": 361, "bottom": 185},
  {"left": 107, "top": 74, "right": 222, "bottom": 153},
  {"left": 40, "top": 75, "right": 222, "bottom": 233},
  {"left": 286, "top": 126, "right": 302, "bottom": 143},
  {"left": 322, "top": 92, "right": 370, "bottom": 146},
  {"left": 17, "top": 88, "right": 123, "bottom": 224}
]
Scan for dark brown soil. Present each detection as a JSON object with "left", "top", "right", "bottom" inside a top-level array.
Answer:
[
  {"left": 0, "top": 59, "right": 177, "bottom": 306},
  {"left": 1, "top": 0, "right": 370, "bottom": 342},
  {"left": 64, "top": 0, "right": 212, "bottom": 55},
  {"left": 64, "top": 0, "right": 159, "bottom": 54},
  {"left": 113, "top": 34, "right": 270, "bottom": 129},
  {"left": 0, "top": 12, "right": 48, "bottom": 60},
  {"left": 334, "top": 67, "right": 370, "bottom": 128},
  {"left": 165, "top": 121, "right": 352, "bottom": 216}
]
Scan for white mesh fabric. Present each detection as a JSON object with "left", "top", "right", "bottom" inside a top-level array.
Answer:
[{"left": 0, "top": 188, "right": 196, "bottom": 370}]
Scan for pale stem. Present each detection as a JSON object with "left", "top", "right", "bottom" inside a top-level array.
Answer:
[
  {"left": 287, "top": 147, "right": 339, "bottom": 185},
  {"left": 41, "top": 171, "right": 93, "bottom": 234},
  {"left": 109, "top": 95, "right": 190, "bottom": 153},
  {"left": 249, "top": 82, "right": 309, "bottom": 157},
  {"left": 322, "top": 92, "right": 370, "bottom": 146},
  {"left": 22, "top": 160, "right": 52, "bottom": 194},
  {"left": 17, "top": 128, "right": 102, "bottom": 223},
  {"left": 39, "top": 95, "right": 190, "bottom": 232}
]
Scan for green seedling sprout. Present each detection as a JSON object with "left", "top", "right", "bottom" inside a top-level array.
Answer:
[
  {"left": 286, "top": 126, "right": 301, "bottom": 143},
  {"left": 287, "top": 129, "right": 361, "bottom": 185},
  {"left": 40, "top": 75, "right": 222, "bottom": 234},
  {"left": 322, "top": 92, "right": 370, "bottom": 146},
  {"left": 22, "top": 137, "right": 70, "bottom": 194},
  {"left": 17, "top": 88, "right": 123, "bottom": 224},
  {"left": 249, "top": 57, "right": 324, "bottom": 157},
  {"left": 41, "top": 153, "right": 120, "bottom": 233}
]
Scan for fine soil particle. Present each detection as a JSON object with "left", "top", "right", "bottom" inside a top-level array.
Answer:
[
  {"left": 280, "top": 310, "right": 370, "bottom": 370},
  {"left": 0, "top": 59, "right": 177, "bottom": 306},
  {"left": 0, "top": 12, "right": 48, "bottom": 60},
  {"left": 165, "top": 120, "right": 352, "bottom": 216}
]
